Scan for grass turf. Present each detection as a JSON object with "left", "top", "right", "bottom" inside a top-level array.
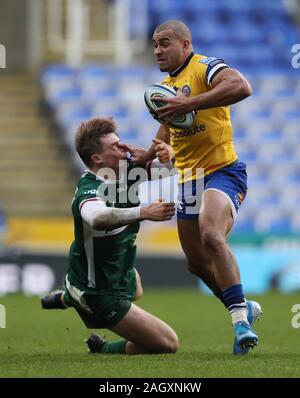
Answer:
[{"left": 0, "top": 290, "right": 300, "bottom": 378}]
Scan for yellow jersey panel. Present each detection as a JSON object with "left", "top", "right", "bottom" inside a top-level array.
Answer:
[{"left": 161, "top": 53, "right": 238, "bottom": 182}]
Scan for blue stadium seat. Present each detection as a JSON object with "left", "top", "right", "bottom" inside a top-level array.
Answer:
[
  {"left": 83, "top": 89, "right": 119, "bottom": 106},
  {"left": 230, "top": 23, "right": 267, "bottom": 44},
  {"left": 92, "top": 99, "right": 125, "bottom": 118},
  {"left": 233, "top": 217, "right": 255, "bottom": 233},
  {"left": 156, "top": 10, "right": 190, "bottom": 26},
  {"left": 58, "top": 108, "right": 92, "bottom": 130},
  {"left": 233, "top": 128, "right": 246, "bottom": 142},
  {"left": 204, "top": 44, "right": 242, "bottom": 66},
  {"left": 290, "top": 213, "right": 300, "bottom": 232},
  {"left": 235, "top": 143, "right": 257, "bottom": 162},
  {"left": 42, "top": 64, "right": 78, "bottom": 101},
  {"left": 47, "top": 87, "right": 82, "bottom": 108},
  {"left": 246, "top": 165, "right": 269, "bottom": 186},
  {"left": 42, "top": 64, "right": 76, "bottom": 84},
  {"left": 149, "top": 0, "right": 183, "bottom": 13},
  {"left": 256, "top": 143, "right": 291, "bottom": 167},
  {"left": 254, "top": 209, "right": 291, "bottom": 233},
  {"left": 78, "top": 65, "right": 116, "bottom": 95},
  {"left": 192, "top": 22, "right": 231, "bottom": 45},
  {"left": 253, "top": 129, "right": 283, "bottom": 144},
  {"left": 182, "top": 0, "right": 219, "bottom": 13},
  {"left": 239, "top": 45, "right": 276, "bottom": 66}
]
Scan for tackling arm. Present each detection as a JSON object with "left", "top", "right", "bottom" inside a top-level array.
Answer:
[
  {"left": 124, "top": 135, "right": 174, "bottom": 166},
  {"left": 81, "top": 199, "right": 175, "bottom": 231},
  {"left": 81, "top": 200, "right": 141, "bottom": 230}
]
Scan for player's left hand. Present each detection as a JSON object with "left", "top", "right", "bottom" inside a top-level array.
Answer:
[
  {"left": 152, "top": 89, "right": 194, "bottom": 123},
  {"left": 120, "top": 143, "right": 149, "bottom": 164}
]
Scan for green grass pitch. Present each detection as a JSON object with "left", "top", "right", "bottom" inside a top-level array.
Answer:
[{"left": 1, "top": 290, "right": 300, "bottom": 378}]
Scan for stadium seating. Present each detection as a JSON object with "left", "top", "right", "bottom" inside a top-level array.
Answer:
[{"left": 41, "top": 0, "right": 300, "bottom": 234}]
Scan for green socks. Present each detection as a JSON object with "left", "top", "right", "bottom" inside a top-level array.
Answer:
[{"left": 100, "top": 340, "right": 127, "bottom": 354}]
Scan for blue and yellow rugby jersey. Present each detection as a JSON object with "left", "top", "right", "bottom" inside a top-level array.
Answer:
[{"left": 161, "top": 52, "right": 238, "bottom": 182}]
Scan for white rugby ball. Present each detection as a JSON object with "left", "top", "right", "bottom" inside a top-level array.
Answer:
[{"left": 144, "top": 83, "right": 195, "bottom": 129}]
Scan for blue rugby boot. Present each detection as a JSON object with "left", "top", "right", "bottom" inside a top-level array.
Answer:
[
  {"left": 233, "top": 300, "right": 262, "bottom": 355},
  {"left": 233, "top": 321, "right": 259, "bottom": 355},
  {"left": 247, "top": 300, "right": 262, "bottom": 326}
]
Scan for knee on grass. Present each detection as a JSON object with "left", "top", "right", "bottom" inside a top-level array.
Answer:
[{"left": 152, "top": 331, "right": 179, "bottom": 354}]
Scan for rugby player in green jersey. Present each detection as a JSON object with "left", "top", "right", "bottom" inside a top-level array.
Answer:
[{"left": 41, "top": 117, "right": 178, "bottom": 355}]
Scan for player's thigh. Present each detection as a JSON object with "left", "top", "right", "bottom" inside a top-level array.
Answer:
[
  {"left": 199, "top": 189, "right": 234, "bottom": 237},
  {"left": 110, "top": 303, "right": 178, "bottom": 353},
  {"left": 133, "top": 268, "right": 143, "bottom": 301}
]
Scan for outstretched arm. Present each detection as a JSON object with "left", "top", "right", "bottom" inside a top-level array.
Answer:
[
  {"left": 121, "top": 138, "right": 174, "bottom": 167},
  {"left": 122, "top": 125, "right": 172, "bottom": 164},
  {"left": 81, "top": 199, "right": 175, "bottom": 231}
]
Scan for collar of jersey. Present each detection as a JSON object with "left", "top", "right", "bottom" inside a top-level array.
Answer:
[{"left": 169, "top": 52, "right": 195, "bottom": 77}]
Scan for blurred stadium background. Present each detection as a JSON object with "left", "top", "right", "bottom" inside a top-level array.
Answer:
[{"left": 0, "top": 0, "right": 300, "bottom": 297}]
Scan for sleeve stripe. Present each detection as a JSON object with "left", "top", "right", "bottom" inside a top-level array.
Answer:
[
  {"left": 79, "top": 198, "right": 104, "bottom": 212},
  {"left": 209, "top": 66, "right": 229, "bottom": 85},
  {"left": 207, "top": 63, "right": 228, "bottom": 84}
]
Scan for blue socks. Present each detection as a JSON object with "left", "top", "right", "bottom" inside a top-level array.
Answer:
[{"left": 221, "top": 284, "right": 247, "bottom": 313}]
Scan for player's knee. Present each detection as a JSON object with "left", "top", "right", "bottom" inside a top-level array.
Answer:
[
  {"left": 200, "top": 228, "right": 226, "bottom": 253},
  {"left": 163, "top": 332, "right": 179, "bottom": 354},
  {"left": 134, "top": 285, "right": 143, "bottom": 301},
  {"left": 166, "top": 330, "right": 179, "bottom": 353},
  {"left": 134, "top": 270, "right": 143, "bottom": 301},
  {"left": 154, "top": 330, "right": 179, "bottom": 354}
]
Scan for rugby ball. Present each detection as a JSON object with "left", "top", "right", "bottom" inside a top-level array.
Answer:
[{"left": 144, "top": 83, "right": 195, "bottom": 129}]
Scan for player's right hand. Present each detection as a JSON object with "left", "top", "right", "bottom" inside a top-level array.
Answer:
[
  {"left": 140, "top": 200, "right": 175, "bottom": 221},
  {"left": 152, "top": 138, "right": 175, "bottom": 164}
]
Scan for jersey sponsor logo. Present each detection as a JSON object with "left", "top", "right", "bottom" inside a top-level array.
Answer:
[
  {"left": 182, "top": 85, "right": 191, "bottom": 96},
  {"left": 170, "top": 124, "right": 206, "bottom": 140}
]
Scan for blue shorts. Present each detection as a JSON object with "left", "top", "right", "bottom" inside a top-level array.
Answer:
[{"left": 176, "top": 160, "right": 248, "bottom": 220}]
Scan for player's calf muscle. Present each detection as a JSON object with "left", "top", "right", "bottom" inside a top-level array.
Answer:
[{"left": 112, "top": 306, "right": 178, "bottom": 354}]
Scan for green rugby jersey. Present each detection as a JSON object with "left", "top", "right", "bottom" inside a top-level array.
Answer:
[{"left": 67, "top": 162, "right": 145, "bottom": 293}]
